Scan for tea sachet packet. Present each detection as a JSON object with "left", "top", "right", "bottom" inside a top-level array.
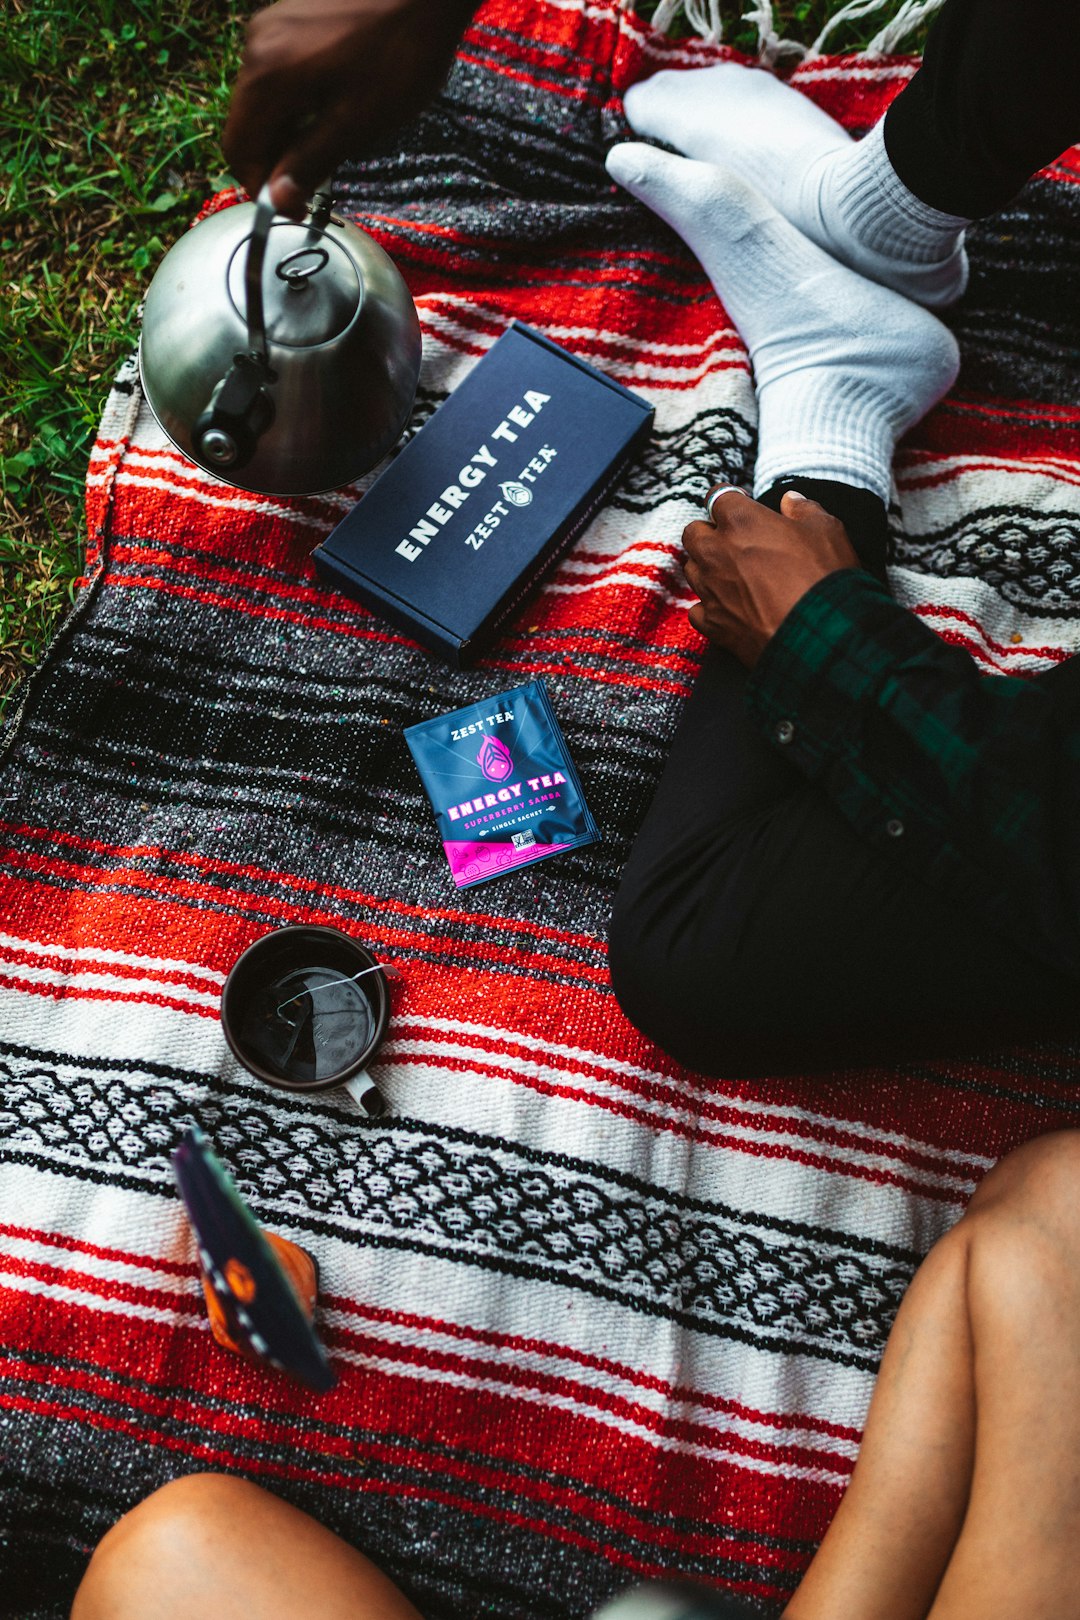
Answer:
[{"left": 405, "top": 678, "right": 600, "bottom": 889}]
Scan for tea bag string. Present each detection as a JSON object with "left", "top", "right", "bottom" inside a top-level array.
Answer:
[{"left": 276, "top": 962, "right": 391, "bottom": 1017}]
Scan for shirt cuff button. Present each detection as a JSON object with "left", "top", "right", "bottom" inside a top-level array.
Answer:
[
  {"left": 886, "top": 817, "right": 904, "bottom": 838},
  {"left": 775, "top": 720, "right": 795, "bottom": 745}
]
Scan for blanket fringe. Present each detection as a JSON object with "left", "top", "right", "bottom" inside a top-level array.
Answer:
[
  {"left": 645, "top": 0, "right": 948, "bottom": 59},
  {"left": 861, "top": 0, "right": 947, "bottom": 54},
  {"left": 649, "top": 0, "right": 723, "bottom": 43},
  {"left": 739, "top": 3, "right": 804, "bottom": 67},
  {"left": 806, "top": 0, "right": 896, "bottom": 55}
]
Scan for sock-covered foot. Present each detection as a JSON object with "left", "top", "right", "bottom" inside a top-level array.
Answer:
[
  {"left": 606, "top": 141, "right": 960, "bottom": 501},
  {"left": 623, "top": 62, "right": 969, "bottom": 309}
]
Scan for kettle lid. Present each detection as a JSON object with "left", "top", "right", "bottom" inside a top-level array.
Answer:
[{"left": 226, "top": 223, "right": 361, "bottom": 349}]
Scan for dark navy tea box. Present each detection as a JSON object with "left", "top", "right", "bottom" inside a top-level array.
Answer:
[{"left": 314, "top": 322, "right": 654, "bottom": 665}]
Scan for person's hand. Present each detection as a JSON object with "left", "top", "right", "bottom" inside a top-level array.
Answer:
[
  {"left": 223, "top": 0, "right": 477, "bottom": 219},
  {"left": 682, "top": 487, "right": 860, "bottom": 668}
]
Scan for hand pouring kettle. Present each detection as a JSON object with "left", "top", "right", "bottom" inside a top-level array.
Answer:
[{"left": 139, "top": 187, "right": 422, "bottom": 496}]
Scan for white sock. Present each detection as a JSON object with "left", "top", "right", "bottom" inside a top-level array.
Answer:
[
  {"left": 605, "top": 142, "right": 960, "bottom": 501},
  {"left": 623, "top": 62, "right": 970, "bottom": 310}
]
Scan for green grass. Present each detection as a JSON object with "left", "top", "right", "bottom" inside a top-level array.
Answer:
[
  {"left": 0, "top": 0, "right": 918, "bottom": 710},
  {"left": 0, "top": 0, "right": 240, "bottom": 704}
]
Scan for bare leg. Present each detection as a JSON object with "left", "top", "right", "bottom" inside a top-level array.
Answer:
[
  {"left": 71, "top": 1136, "right": 1080, "bottom": 1620},
  {"left": 784, "top": 1130, "right": 1080, "bottom": 1620},
  {"left": 928, "top": 1134, "right": 1080, "bottom": 1619},
  {"left": 70, "top": 1474, "right": 424, "bottom": 1620}
]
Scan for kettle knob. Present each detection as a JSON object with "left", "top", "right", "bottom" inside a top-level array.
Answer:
[
  {"left": 200, "top": 428, "right": 241, "bottom": 468},
  {"left": 193, "top": 352, "right": 275, "bottom": 470}
]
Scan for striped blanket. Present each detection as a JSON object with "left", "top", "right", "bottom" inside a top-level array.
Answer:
[{"left": 3, "top": 3, "right": 1080, "bottom": 1615}]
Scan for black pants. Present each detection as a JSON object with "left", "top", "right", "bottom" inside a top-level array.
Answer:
[
  {"left": 883, "top": 0, "right": 1080, "bottom": 217},
  {"left": 608, "top": 612, "right": 1080, "bottom": 1077},
  {"left": 611, "top": 490, "right": 1080, "bottom": 1076}
]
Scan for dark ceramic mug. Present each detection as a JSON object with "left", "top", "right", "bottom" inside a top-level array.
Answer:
[{"left": 220, "top": 924, "right": 391, "bottom": 1116}]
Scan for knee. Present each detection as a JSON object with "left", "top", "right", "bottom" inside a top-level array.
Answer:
[
  {"left": 100, "top": 1471, "right": 267, "bottom": 1548},
  {"left": 609, "top": 877, "right": 733, "bottom": 1073},
  {"left": 956, "top": 1130, "right": 1080, "bottom": 1301},
  {"left": 608, "top": 877, "right": 790, "bottom": 1076},
  {"left": 608, "top": 881, "right": 679, "bottom": 1052},
  {"left": 72, "top": 1475, "right": 270, "bottom": 1618},
  {"left": 966, "top": 1130, "right": 1080, "bottom": 1233}
]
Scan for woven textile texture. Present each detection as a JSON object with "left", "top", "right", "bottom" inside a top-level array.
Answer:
[{"left": 3, "top": 3, "right": 1080, "bottom": 1615}]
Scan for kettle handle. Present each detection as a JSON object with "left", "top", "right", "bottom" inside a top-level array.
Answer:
[{"left": 244, "top": 184, "right": 277, "bottom": 366}]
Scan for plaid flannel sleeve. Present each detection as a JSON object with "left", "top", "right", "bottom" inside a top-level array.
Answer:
[{"left": 746, "top": 568, "right": 1080, "bottom": 980}]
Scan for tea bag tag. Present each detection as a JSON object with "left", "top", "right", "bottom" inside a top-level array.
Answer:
[{"left": 344, "top": 1070, "right": 386, "bottom": 1118}]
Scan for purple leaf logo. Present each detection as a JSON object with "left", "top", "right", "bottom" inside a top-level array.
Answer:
[{"left": 477, "top": 736, "right": 513, "bottom": 781}]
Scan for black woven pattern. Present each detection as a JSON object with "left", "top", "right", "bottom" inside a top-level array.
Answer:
[
  {"left": 0, "top": 1045, "right": 915, "bottom": 1367},
  {"left": 895, "top": 504, "right": 1080, "bottom": 609}
]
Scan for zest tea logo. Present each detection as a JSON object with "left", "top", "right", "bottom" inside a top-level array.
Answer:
[
  {"left": 477, "top": 736, "right": 514, "bottom": 781},
  {"left": 394, "top": 390, "right": 552, "bottom": 563}
]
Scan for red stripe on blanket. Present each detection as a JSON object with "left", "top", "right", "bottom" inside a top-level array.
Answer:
[
  {"left": 0, "top": 1231, "right": 859, "bottom": 1450},
  {"left": 0, "top": 1291, "right": 842, "bottom": 1562}
]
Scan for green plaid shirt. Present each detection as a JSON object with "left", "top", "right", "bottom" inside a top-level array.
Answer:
[{"left": 746, "top": 568, "right": 1080, "bottom": 980}]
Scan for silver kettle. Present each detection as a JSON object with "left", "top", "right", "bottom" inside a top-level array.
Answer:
[{"left": 138, "top": 187, "right": 422, "bottom": 496}]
